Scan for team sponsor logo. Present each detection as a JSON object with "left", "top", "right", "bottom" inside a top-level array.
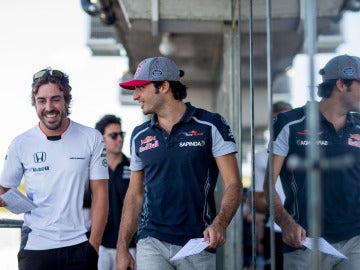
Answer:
[
  {"left": 348, "top": 133, "right": 360, "bottom": 148},
  {"left": 296, "top": 140, "right": 328, "bottom": 146},
  {"left": 69, "top": 157, "right": 85, "bottom": 160},
  {"left": 221, "top": 116, "right": 230, "bottom": 126},
  {"left": 343, "top": 67, "right": 355, "bottom": 76},
  {"left": 228, "top": 130, "right": 234, "bottom": 139},
  {"left": 220, "top": 117, "right": 235, "bottom": 139},
  {"left": 141, "top": 136, "right": 156, "bottom": 145},
  {"left": 122, "top": 165, "right": 131, "bottom": 179},
  {"left": 32, "top": 166, "right": 49, "bottom": 172},
  {"left": 297, "top": 130, "right": 309, "bottom": 135},
  {"left": 179, "top": 140, "right": 206, "bottom": 147},
  {"left": 183, "top": 130, "right": 204, "bottom": 137},
  {"left": 139, "top": 136, "right": 159, "bottom": 152},
  {"left": 297, "top": 130, "right": 323, "bottom": 135},
  {"left": 33, "top": 152, "right": 46, "bottom": 163},
  {"left": 102, "top": 158, "right": 108, "bottom": 167},
  {"left": 101, "top": 147, "right": 107, "bottom": 158},
  {"left": 152, "top": 69, "right": 163, "bottom": 79}
]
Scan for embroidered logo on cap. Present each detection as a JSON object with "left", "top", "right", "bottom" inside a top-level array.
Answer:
[
  {"left": 152, "top": 69, "right": 163, "bottom": 79},
  {"left": 343, "top": 67, "right": 355, "bottom": 76}
]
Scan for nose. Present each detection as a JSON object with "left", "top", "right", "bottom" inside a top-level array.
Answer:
[
  {"left": 133, "top": 88, "right": 140, "bottom": 100},
  {"left": 45, "top": 100, "right": 55, "bottom": 111}
]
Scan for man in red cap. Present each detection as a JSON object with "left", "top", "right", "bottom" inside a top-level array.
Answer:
[{"left": 116, "top": 56, "right": 242, "bottom": 270}]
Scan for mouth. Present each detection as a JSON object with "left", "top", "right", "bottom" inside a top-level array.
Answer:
[{"left": 43, "top": 111, "right": 59, "bottom": 121}]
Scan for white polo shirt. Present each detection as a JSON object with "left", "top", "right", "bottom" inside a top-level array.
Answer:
[{"left": 0, "top": 120, "right": 109, "bottom": 250}]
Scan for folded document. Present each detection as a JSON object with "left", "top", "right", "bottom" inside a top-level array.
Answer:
[
  {"left": 170, "top": 238, "right": 209, "bottom": 261},
  {"left": 0, "top": 188, "right": 37, "bottom": 214}
]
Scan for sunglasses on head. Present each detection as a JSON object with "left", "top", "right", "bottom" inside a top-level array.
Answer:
[
  {"left": 33, "top": 67, "right": 67, "bottom": 82},
  {"left": 107, "top": 132, "right": 126, "bottom": 140}
]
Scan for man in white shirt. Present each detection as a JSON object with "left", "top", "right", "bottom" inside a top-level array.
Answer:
[{"left": 0, "top": 67, "right": 109, "bottom": 270}]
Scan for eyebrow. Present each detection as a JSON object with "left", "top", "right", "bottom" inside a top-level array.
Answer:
[{"left": 36, "top": 95, "right": 63, "bottom": 100}]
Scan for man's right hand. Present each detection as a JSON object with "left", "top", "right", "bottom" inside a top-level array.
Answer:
[
  {"left": 0, "top": 185, "right": 9, "bottom": 207},
  {"left": 0, "top": 198, "right": 5, "bottom": 207},
  {"left": 116, "top": 248, "right": 135, "bottom": 270},
  {"left": 281, "top": 218, "right": 306, "bottom": 248}
]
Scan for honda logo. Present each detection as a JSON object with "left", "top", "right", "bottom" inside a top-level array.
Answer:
[{"left": 33, "top": 152, "right": 46, "bottom": 163}]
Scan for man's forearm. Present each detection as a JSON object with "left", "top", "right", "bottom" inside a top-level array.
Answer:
[
  {"left": 264, "top": 178, "right": 291, "bottom": 228},
  {"left": 212, "top": 182, "right": 242, "bottom": 228},
  {"left": 117, "top": 193, "right": 142, "bottom": 250},
  {"left": 89, "top": 182, "right": 109, "bottom": 248}
]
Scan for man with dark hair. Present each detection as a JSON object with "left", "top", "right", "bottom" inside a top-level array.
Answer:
[
  {"left": 264, "top": 54, "right": 360, "bottom": 269},
  {"left": 94, "top": 114, "right": 136, "bottom": 269},
  {"left": 0, "top": 67, "right": 109, "bottom": 270},
  {"left": 115, "top": 56, "right": 242, "bottom": 270}
]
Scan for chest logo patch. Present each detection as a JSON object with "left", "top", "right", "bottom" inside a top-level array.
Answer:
[
  {"left": 296, "top": 140, "right": 328, "bottom": 146},
  {"left": 348, "top": 134, "right": 360, "bottom": 148},
  {"left": 139, "top": 136, "right": 159, "bottom": 152},
  {"left": 33, "top": 152, "right": 46, "bottom": 163},
  {"left": 179, "top": 140, "right": 206, "bottom": 147},
  {"left": 184, "top": 130, "right": 204, "bottom": 137}
]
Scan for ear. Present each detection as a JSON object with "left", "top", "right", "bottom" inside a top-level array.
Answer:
[
  {"left": 161, "top": 81, "right": 171, "bottom": 93},
  {"left": 335, "top": 79, "right": 347, "bottom": 92}
]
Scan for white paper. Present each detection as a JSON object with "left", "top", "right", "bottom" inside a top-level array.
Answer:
[
  {"left": 0, "top": 188, "right": 37, "bottom": 214},
  {"left": 303, "top": 237, "right": 347, "bottom": 259},
  {"left": 170, "top": 238, "right": 209, "bottom": 261}
]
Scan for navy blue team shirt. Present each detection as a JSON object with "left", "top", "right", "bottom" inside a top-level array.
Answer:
[
  {"left": 101, "top": 155, "right": 136, "bottom": 249},
  {"left": 273, "top": 101, "right": 360, "bottom": 252},
  {"left": 129, "top": 102, "right": 238, "bottom": 246}
]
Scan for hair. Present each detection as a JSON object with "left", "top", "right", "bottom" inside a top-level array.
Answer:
[
  {"left": 95, "top": 114, "right": 122, "bottom": 135},
  {"left": 152, "top": 81, "right": 187, "bottom": 100},
  {"left": 317, "top": 79, "right": 354, "bottom": 98},
  {"left": 31, "top": 71, "right": 72, "bottom": 115},
  {"left": 273, "top": 101, "right": 292, "bottom": 114}
]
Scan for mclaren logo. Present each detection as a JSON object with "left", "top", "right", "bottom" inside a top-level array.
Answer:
[{"left": 33, "top": 152, "right": 46, "bottom": 163}]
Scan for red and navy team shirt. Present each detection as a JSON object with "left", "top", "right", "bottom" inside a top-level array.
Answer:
[
  {"left": 130, "top": 102, "right": 237, "bottom": 246},
  {"left": 273, "top": 101, "right": 360, "bottom": 252}
]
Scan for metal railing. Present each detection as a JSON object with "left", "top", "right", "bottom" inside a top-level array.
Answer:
[{"left": 0, "top": 218, "right": 23, "bottom": 228}]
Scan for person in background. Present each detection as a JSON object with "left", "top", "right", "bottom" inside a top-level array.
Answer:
[
  {"left": 247, "top": 101, "right": 292, "bottom": 270},
  {"left": 94, "top": 114, "right": 136, "bottom": 269},
  {"left": 115, "top": 56, "right": 242, "bottom": 270},
  {"left": 0, "top": 67, "right": 109, "bottom": 270},
  {"left": 243, "top": 192, "right": 266, "bottom": 270},
  {"left": 264, "top": 54, "right": 360, "bottom": 269}
]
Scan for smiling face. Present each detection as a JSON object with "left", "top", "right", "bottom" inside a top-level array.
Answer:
[
  {"left": 133, "top": 83, "right": 165, "bottom": 115},
  {"left": 34, "top": 82, "right": 69, "bottom": 135}
]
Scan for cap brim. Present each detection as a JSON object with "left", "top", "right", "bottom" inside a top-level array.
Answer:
[{"left": 119, "top": 80, "right": 152, "bottom": 90}]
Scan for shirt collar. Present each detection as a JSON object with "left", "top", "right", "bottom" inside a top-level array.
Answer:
[{"left": 148, "top": 102, "right": 196, "bottom": 127}]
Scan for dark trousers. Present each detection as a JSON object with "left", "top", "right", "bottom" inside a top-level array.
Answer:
[
  {"left": 264, "top": 227, "right": 284, "bottom": 270},
  {"left": 18, "top": 241, "right": 98, "bottom": 270}
]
